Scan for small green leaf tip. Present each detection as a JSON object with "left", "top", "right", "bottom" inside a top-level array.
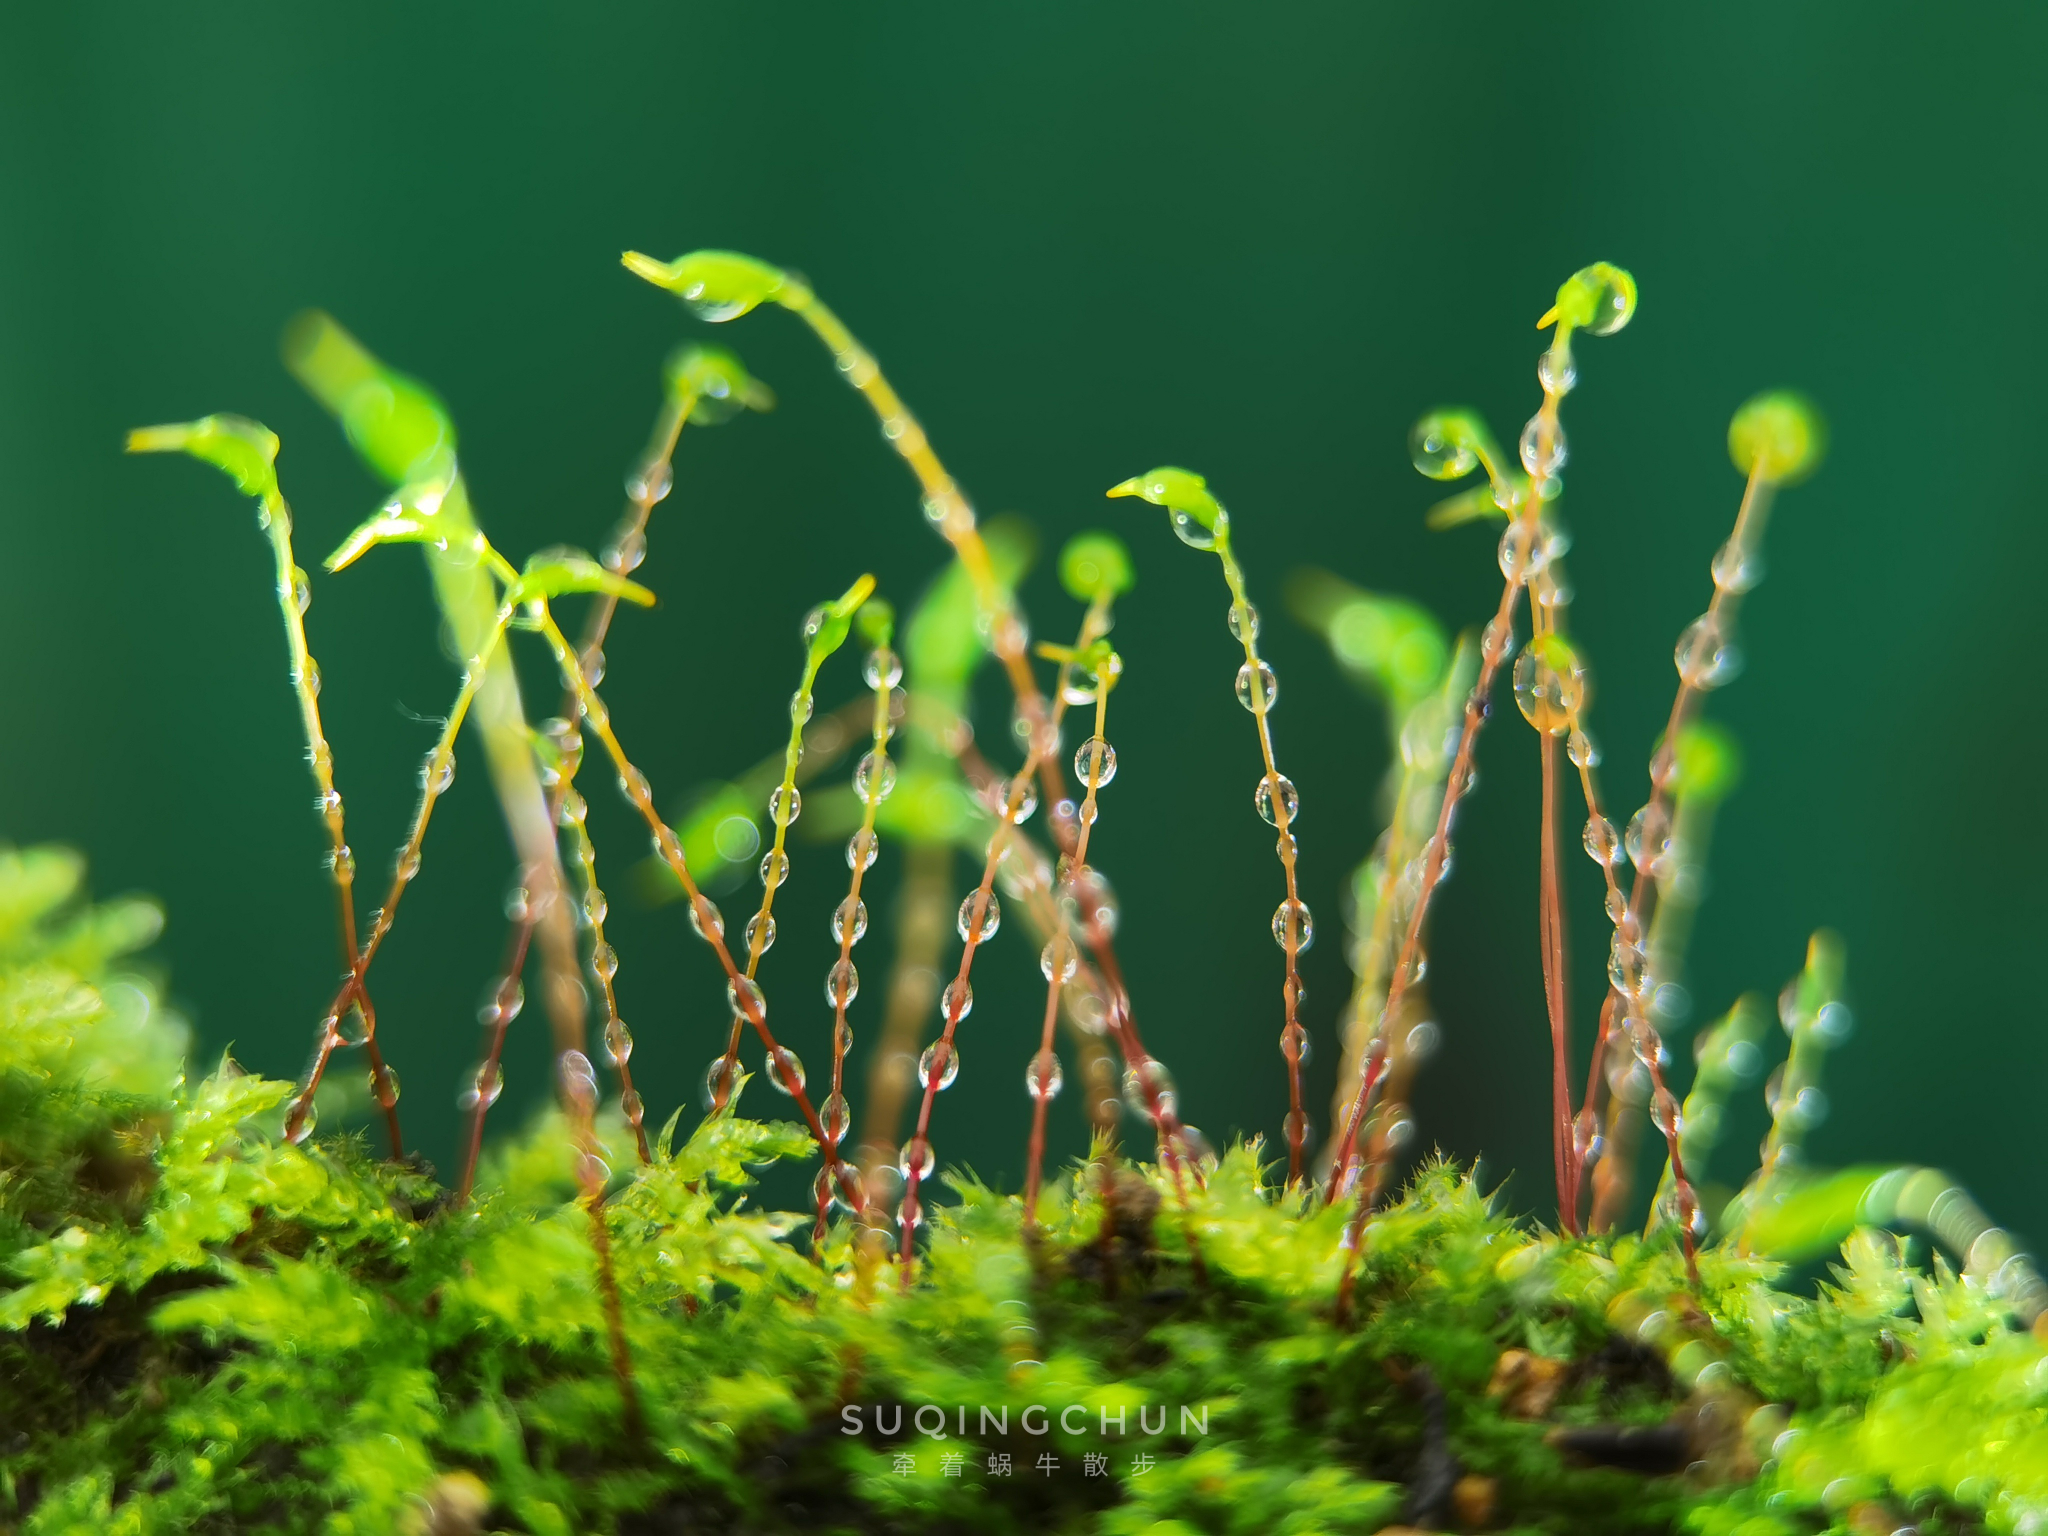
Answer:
[
  {"left": 1673, "top": 720, "right": 1744, "bottom": 805},
  {"left": 802, "top": 574, "right": 878, "bottom": 658},
  {"left": 325, "top": 480, "right": 453, "bottom": 572},
  {"left": 518, "top": 548, "right": 656, "bottom": 607},
  {"left": 622, "top": 249, "right": 798, "bottom": 322},
  {"left": 856, "top": 597, "right": 895, "bottom": 648},
  {"left": 1058, "top": 531, "right": 1135, "bottom": 602},
  {"left": 1108, "top": 466, "right": 1227, "bottom": 549},
  {"left": 1729, "top": 390, "right": 1827, "bottom": 484},
  {"left": 666, "top": 344, "right": 776, "bottom": 424},
  {"left": 1538, "top": 261, "right": 1638, "bottom": 338},
  {"left": 126, "top": 414, "right": 280, "bottom": 500},
  {"left": 282, "top": 311, "right": 456, "bottom": 487},
  {"left": 1409, "top": 409, "right": 1498, "bottom": 482}
]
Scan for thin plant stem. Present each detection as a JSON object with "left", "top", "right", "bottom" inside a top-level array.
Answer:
[
  {"left": 1538, "top": 733, "right": 1575, "bottom": 1233},
  {"left": 529, "top": 608, "right": 866, "bottom": 1218},
  {"left": 559, "top": 786, "right": 652, "bottom": 1166},
  {"left": 815, "top": 614, "right": 899, "bottom": 1246}
]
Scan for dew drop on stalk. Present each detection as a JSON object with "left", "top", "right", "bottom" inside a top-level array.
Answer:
[
  {"left": 941, "top": 979, "right": 973, "bottom": 1022},
  {"left": 760, "top": 849, "right": 789, "bottom": 888},
  {"left": 329, "top": 844, "right": 355, "bottom": 882},
  {"left": 1064, "top": 981, "right": 1110, "bottom": 1036},
  {"left": 1567, "top": 728, "right": 1599, "bottom": 768},
  {"left": 1583, "top": 815, "right": 1621, "bottom": 868},
  {"left": 898, "top": 1136, "right": 936, "bottom": 1182},
  {"left": 1649, "top": 1086, "right": 1683, "bottom": 1136},
  {"left": 1282, "top": 1108, "right": 1315, "bottom": 1153},
  {"left": 767, "top": 1046, "right": 805, "bottom": 1095},
  {"left": 1254, "top": 773, "right": 1300, "bottom": 827},
  {"left": 1280, "top": 1021, "right": 1311, "bottom": 1066},
  {"left": 1271, "top": 898, "right": 1315, "bottom": 953},
  {"left": 1604, "top": 888, "right": 1627, "bottom": 923},
  {"left": 604, "top": 528, "right": 648, "bottom": 573},
  {"left": 768, "top": 784, "right": 802, "bottom": 827},
  {"left": 1227, "top": 601, "right": 1260, "bottom": 641},
  {"left": 832, "top": 896, "right": 868, "bottom": 946},
  {"left": 957, "top": 893, "right": 1000, "bottom": 943},
  {"left": 918, "top": 1040, "right": 960, "bottom": 1091},
  {"left": 425, "top": 751, "right": 456, "bottom": 796},
  {"left": 821, "top": 1091, "right": 852, "bottom": 1146},
  {"left": 1498, "top": 520, "right": 1548, "bottom": 583},
  {"left": 994, "top": 776, "right": 1038, "bottom": 824},
  {"left": 460, "top": 1061, "right": 504, "bottom": 1112},
  {"left": 591, "top": 942, "right": 619, "bottom": 981},
  {"left": 1075, "top": 737, "right": 1117, "bottom": 788},
  {"left": 746, "top": 911, "right": 776, "bottom": 955},
  {"left": 1122, "top": 1060, "right": 1177, "bottom": 1119},
  {"left": 846, "top": 829, "right": 878, "bottom": 871},
  {"left": 334, "top": 1010, "right": 369, "bottom": 1048},
  {"left": 1711, "top": 538, "right": 1764, "bottom": 594},
  {"left": 1026, "top": 1049, "right": 1064, "bottom": 1102},
  {"left": 1609, "top": 939, "right": 1650, "bottom": 999},
  {"left": 1235, "top": 660, "right": 1278, "bottom": 712},
  {"left": 581, "top": 647, "right": 606, "bottom": 688},
  {"left": 1537, "top": 348, "right": 1577, "bottom": 395},
  {"left": 1040, "top": 934, "right": 1078, "bottom": 984},
  {"left": 833, "top": 1017, "right": 853, "bottom": 1058},
  {"left": 854, "top": 751, "right": 897, "bottom": 804},
  {"left": 726, "top": 975, "right": 766, "bottom": 1023},
  {"left": 286, "top": 1102, "right": 317, "bottom": 1142},
  {"left": 654, "top": 827, "right": 684, "bottom": 867},
  {"left": 1674, "top": 615, "right": 1741, "bottom": 689},
  {"left": 703, "top": 1055, "right": 740, "bottom": 1109},
  {"left": 864, "top": 647, "right": 903, "bottom": 689},
  {"left": 689, "top": 896, "right": 725, "bottom": 941},
  {"left": 824, "top": 959, "right": 859, "bottom": 1008},
  {"left": 1518, "top": 414, "right": 1567, "bottom": 478},
  {"left": 1571, "top": 1106, "right": 1604, "bottom": 1162},
  {"left": 1170, "top": 508, "right": 1217, "bottom": 549},
  {"left": 581, "top": 887, "right": 608, "bottom": 926},
  {"left": 557, "top": 1048, "right": 599, "bottom": 1111}
]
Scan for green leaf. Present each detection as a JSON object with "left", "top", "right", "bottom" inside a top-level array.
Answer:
[
  {"left": 125, "top": 414, "right": 280, "bottom": 500},
  {"left": 516, "top": 548, "right": 656, "bottom": 607},
  {"left": 283, "top": 310, "right": 457, "bottom": 486},
  {"left": 621, "top": 249, "right": 800, "bottom": 321}
]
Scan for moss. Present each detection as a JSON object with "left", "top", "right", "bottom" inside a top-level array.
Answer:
[{"left": 0, "top": 855, "right": 2042, "bottom": 1535}]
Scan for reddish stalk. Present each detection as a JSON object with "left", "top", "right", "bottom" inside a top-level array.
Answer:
[{"left": 1538, "top": 733, "right": 1576, "bottom": 1234}]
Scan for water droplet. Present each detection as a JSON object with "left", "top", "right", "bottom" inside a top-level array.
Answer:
[
  {"left": 1254, "top": 773, "right": 1300, "bottom": 827},
  {"left": 821, "top": 1091, "right": 852, "bottom": 1146},
  {"left": 460, "top": 1060, "right": 505, "bottom": 1112},
  {"left": 760, "top": 849, "right": 789, "bottom": 888},
  {"left": 1570, "top": 1107, "right": 1604, "bottom": 1162},
  {"left": 1065, "top": 981, "right": 1110, "bottom": 1036},
  {"left": 286, "top": 1101, "right": 317, "bottom": 1142},
  {"left": 555, "top": 789, "right": 588, "bottom": 828},
  {"left": 618, "top": 765, "right": 652, "bottom": 805},
  {"left": 824, "top": 959, "right": 859, "bottom": 1008},
  {"left": 604, "top": 528, "right": 649, "bottom": 574},
  {"left": 1227, "top": 601, "right": 1260, "bottom": 641},
  {"left": 1040, "top": 934, "right": 1078, "bottom": 984},
  {"left": 1121, "top": 1060, "right": 1177, "bottom": 1119},
  {"left": 581, "top": 887, "right": 608, "bottom": 926},
  {"left": 333, "top": 1010, "right": 369, "bottom": 1048},
  {"left": 1170, "top": 508, "right": 1218, "bottom": 549},
  {"left": 833, "top": 1017, "right": 853, "bottom": 1059},
  {"left": 846, "top": 830, "right": 878, "bottom": 871},
  {"left": 864, "top": 647, "right": 904, "bottom": 689},
  {"left": 1409, "top": 420, "right": 1478, "bottom": 480},
  {"left": 1518, "top": 413, "right": 1567, "bottom": 478},
  {"left": 1609, "top": 938, "right": 1650, "bottom": 999},
  {"left": 1674, "top": 615, "right": 1741, "bottom": 689},
  {"left": 1604, "top": 887, "right": 1627, "bottom": 923},
  {"left": 592, "top": 942, "right": 619, "bottom": 981},
  {"left": 957, "top": 893, "right": 1000, "bottom": 943},
  {"left": 703, "top": 1055, "right": 741, "bottom": 1109},
  {"left": 1271, "top": 898, "right": 1315, "bottom": 953},
  {"left": 726, "top": 975, "right": 766, "bottom": 1023},
  {"left": 604, "top": 1019, "right": 634, "bottom": 1066},
  {"left": 1581, "top": 811, "right": 1613, "bottom": 872},
  {"left": 1074, "top": 737, "right": 1118, "bottom": 788},
  {"left": 1537, "top": 348, "right": 1577, "bottom": 396},
  {"left": 1710, "top": 538, "right": 1764, "bottom": 594},
  {"left": 1625, "top": 804, "right": 1673, "bottom": 878},
  {"left": 1026, "top": 1049, "right": 1064, "bottom": 1102},
  {"left": 993, "top": 776, "right": 1038, "bottom": 824},
  {"left": 1481, "top": 616, "right": 1517, "bottom": 663},
  {"left": 654, "top": 826, "right": 684, "bottom": 867},
  {"left": 581, "top": 647, "right": 606, "bottom": 688},
  {"left": 558, "top": 1048, "right": 599, "bottom": 1111},
  {"left": 789, "top": 689, "right": 814, "bottom": 726},
  {"left": 941, "top": 979, "right": 973, "bottom": 1022},
  {"left": 328, "top": 845, "right": 356, "bottom": 882},
  {"left": 854, "top": 751, "right": 897, "bottom": 804},
  {"left": 1279, "top": 1021, "right": 1311, "bottom": 1066},
  {"left": 1512, "top": 647, "right": 1583, "bottom": 736},
  {"left": 1235, "top": 660, "right": 1278, "bottom": 712},
  {"left": 1649, "top": 1086, "right": 1683, "bottom": 1136},
  {"left": 745, "top": 911, "right": 776, "bottom": 955},
  {"left": 1567, "top": 728, "right": 1600, "bottom": 768},
  {"left": 767, "top": 784, "right": 802, "bottom": 828},
  {"left": 832, "top": 896, "right": 868, "bottom": 946},
  {"left": 918, "top": 1040, "right": 960, "bottom": 1091},
  {"left": 292, "top": 657, "right": 322, "bottom": 698},
  {"left": 1281, "top": 1108, "right": 1316, "bottom": 1153},
  {"left": 898, "top": 1136, "right": 936, "bottom": 1182},
  {"left": 1498, "top": 520, "right": 1550, "bottom": 583},
  {"left": 690, "top": 897, "right": 725, "bottom": 941},
  {"left": 767, "top": 1046, "right": 805, "bottom": 1095}
]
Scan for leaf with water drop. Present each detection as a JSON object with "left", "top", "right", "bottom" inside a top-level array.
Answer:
[
  {"left": 1106, "top": 465, "right": 1227, "bottom": 542},
  {"left": 621, "top": 249, "right": 798, "bottom": 321},
  {"left": 126, "top": 414, "right": 280, "bottom": 500},
  {"left": 516, "top": 551, "right": 656, "bottom": 608},
  {"left": 666, "top": 343, "right": 777, "bottom": 424}
]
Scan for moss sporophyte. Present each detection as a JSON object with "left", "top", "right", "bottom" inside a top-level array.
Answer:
[{"left": 2, "top": 254, "right": 2042, "bottom": 1534}]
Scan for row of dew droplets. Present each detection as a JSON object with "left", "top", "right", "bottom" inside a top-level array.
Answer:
[
  {"left": 705, "top": 574, "right": 877, "bottom": 1115},
  {"left": 1327, "top": 263, "right": 1638, "bottom": 1317},
  {"left": 457, "top": 345, "right": 771, "bottom": 1200},
  {"left": 1106, "top": 469, "right": 1317, "bottom": 1187},
  {"left": 126, "top": 415, "right": 405, "bottom": 1155},
  {"left": 1023, "top": 535, "right": 1133, "bottom": 1232},
  {"left": 1599, "top": 388, "right": 1825, "bottom": 1257},
  {"left": 815, "top": 599, "right": 902, "bottom": 1243}
]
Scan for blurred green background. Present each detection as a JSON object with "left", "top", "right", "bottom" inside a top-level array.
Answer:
[{"left": 2, "top": 4, "right": 2040, "bottom": 1237}]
